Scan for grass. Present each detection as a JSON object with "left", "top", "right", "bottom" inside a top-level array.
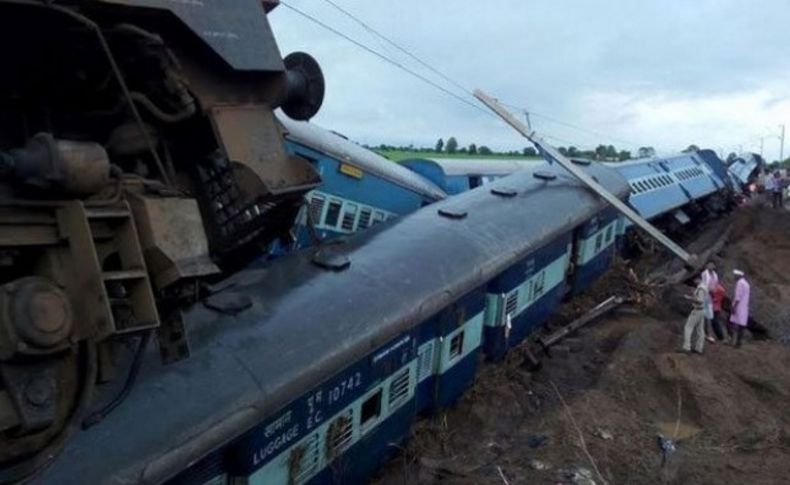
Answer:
[{"left": 375, "top": 150, "right": 543, "bottom": 162}]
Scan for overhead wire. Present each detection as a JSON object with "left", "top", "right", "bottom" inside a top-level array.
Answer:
[
  {"left": 283, "top": 0, "right": 641, "bottom": 151},
  {"left": 279, "top": 1, "right": 493, "bottom": 119}
]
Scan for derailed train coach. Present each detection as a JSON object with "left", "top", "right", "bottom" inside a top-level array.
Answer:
[
  {"left": 36, "top": 161, "right": 630, "bottom": 484},
  {"left": 0, "top": 0, "right": 332, "bottom": 480},
  {"left": 276, "top": 117, "right": 446, "bottom": 250}
]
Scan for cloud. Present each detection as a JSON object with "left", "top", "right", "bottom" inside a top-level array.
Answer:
[{"left": 270, "top": 0, "right": 790, "bottom": 160}]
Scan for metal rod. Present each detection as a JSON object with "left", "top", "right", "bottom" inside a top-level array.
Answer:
[{"left": 474, "top": 89, "right": 696, "bottom": 266}]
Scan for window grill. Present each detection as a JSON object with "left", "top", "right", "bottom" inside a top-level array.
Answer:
[
  {"left": 309, "top": 195, "right": 325, "bottom": 225},
  {"left": 325, "top": 410, "right": 353, "bottom": 459},
  {"left": 289, "top": 434, "right": 320, "bottom": 485},
  {"left": 505, "top": 292, "right": 518, "bottom": 316},
  {"left": 358, "top": 208, "right": 372, "bottom": 230},
  {"left": 389, "top": 368, "right": 411, "bottom": 410},
  {"left": 341, "top": 204, "right": 357, "bottom": 232},
  {"left": 449, "top": 332, "right": 464, "bottom": 360},
  {"left": 417, "top": 342, "right": 435, "bottom": 381}
]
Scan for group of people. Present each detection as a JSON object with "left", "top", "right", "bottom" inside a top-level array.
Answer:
[
  {"left": 763, "top": 170, "right": 786, "bottom": 209},
  {"left": 682, "top": 262, "right": 750, "bottom": 354}
]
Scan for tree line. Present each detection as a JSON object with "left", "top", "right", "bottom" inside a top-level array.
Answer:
[{"left": 375, "top": 137, "right": 713, "bottom": 162}]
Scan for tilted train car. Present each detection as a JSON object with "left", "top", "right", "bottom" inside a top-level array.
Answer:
[
  {"left": 0, "top": 0, "right": 329, "bottom": 480},
  {"left": 606, "top": 151, "right": 732, "bottom": 234},
  {"left": 728, "top": 152, "right": 765, "bottom": 192},
  {"left": 399, "top": 157, "right": 537, "bottom": 194},
  {"left": 37, "top": 161, "right": 629, "bottom": 484},
  {"left": 276, "top": 117, "right": 446, "bottom": 249}
]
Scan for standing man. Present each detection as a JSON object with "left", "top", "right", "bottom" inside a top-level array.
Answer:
[
  {"left": 701, "top": 261, "right": 720, "bottom": 342},
  {"left": 773, "top": 171, "right": 784, "bottom": 209},
  {"left": 711, "top": 283, "right": 728, "bottom": 342},
  {"left": 764, "top": 171, "right": 776, "bottom": 207},
  {"left": 682, "top": 274, "right": 707, "bottom": 354},
  {"left": 729, "top": 270, "right": 751, "bottom": 348}
]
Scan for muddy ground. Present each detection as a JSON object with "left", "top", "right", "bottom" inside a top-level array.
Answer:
[{"left": 374, "top": 205, "right": 790, "bottom": 485}]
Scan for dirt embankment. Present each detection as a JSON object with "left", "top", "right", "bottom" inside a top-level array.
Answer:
[{"left": 374, "top": 207, "right": 790, "bottom": 485}]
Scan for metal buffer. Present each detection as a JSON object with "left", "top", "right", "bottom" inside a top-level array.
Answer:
[{"left": 474, "top": 89, "right": 696, "bottom": 266}]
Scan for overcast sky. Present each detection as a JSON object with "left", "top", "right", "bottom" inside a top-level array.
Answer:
[{"left": 270, "top": 1, "right": 790, "bottom": 160}]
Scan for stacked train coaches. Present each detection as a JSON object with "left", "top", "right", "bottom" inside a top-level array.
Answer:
[
  {"left": 0, "top": 0, "right": 330, "bottom": 481},
  {"left": 36, "top": 160, "right": 631, "bottom": 484},
  {"left": 275, "top": 117, "right": 446, "bottom": 251}
]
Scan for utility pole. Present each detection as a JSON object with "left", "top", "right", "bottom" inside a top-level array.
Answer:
[{"left": 523, "top": 110, "right": 532, "bottom": 131}]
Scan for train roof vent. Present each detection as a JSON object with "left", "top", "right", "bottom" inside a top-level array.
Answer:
[
  {"left": 533, "top": 170, "right": 557, "bottom": 181},
  {"left": 491, "top": 187, "right": 518, "bottom": 197},
  {"left": 312, "top": 248, "right": 351, "bottom": 271},
  {"left": 438, "top": 208, "right": 468, "bottom": 219}
]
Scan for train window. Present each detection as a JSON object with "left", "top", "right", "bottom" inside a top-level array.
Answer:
[
  {"left": 372, "top": 211, "right": 386, "bottom": 225},
  {"left": 289, "top": 433, "right": 321, "bottom": 485},
  {"left": 417, "top": 342, "right": 435, "bottom": 381},
  {"left": 505, "top": 292, "right": 518, "bottom": 316},
  {"left": 326, "top": 410, "right": 353, "bottom": 459},
  {"left": 341, "top": 203, "right": 358, "bottom": 232},
  {"left": 606, "top": 225, "right": 614, "bottom": 243},
  {"left": 309, "top": 194, "right": 326, "bottom": 225},
  {"left": 533, "top": 271, "right": 546, "bottom": 298},
  {"left": 358, "top": 208, "right": 372, "bottom": 230},
  {"left": 449, "top": 332, "right": 464, "bottom": 360},
  {"left": 594, "top": 233, "right": 603, "bottom": 253},
  {"left": 360, "top": 389, "right": 382, "bottom": 433},
  {"left": 325, "top": 200, "right": 342, "bottom": 227},
  {"left": 388, "top": 368, "right": 411, "bottom": 410}
]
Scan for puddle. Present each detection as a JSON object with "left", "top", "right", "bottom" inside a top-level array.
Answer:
[{"left": 656, "top": 421, "right": 702, "bottom": 440}]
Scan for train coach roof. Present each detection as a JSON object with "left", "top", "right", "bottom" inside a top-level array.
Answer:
[
  {"left": 402, "top": 157, "right": 539, "bottom": 176},
  {"left": 43, "top": 162, "right": 630, "bottom": 484},
  {"left": 278, "top": 115, "right": 447, "bottom": 200}
]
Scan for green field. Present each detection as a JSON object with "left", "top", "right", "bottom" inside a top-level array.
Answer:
[{"left": 375, "top": 150, "right": 543, "bottom": 162}]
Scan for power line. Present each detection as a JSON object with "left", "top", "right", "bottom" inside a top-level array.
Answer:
[
  {"left": 320, "top": 0, "right": 474, "bottom": 97},
  {"left": 280, "top": 1, "right": 492, "bottom": 119},
  {"left": 319, "top": 1, "right": 648, "bottom": 150},
  {"left": 282, "top": 1, "right": 600, "bottom": 151}
]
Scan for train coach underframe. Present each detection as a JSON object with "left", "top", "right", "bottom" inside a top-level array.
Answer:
[{"left": 0, "top": 0, "right": 327, "bottom": 479}]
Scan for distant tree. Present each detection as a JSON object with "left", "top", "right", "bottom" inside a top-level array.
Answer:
[
  {"left": 683, "top": 144, "right": 700, "bottom": 153},
  {"left": 605, "top": 145, "right": 617, "bottom": 159},
  {"left": 558, "top": 146, "right": 569, "bottom": 156},
  {"left": 459, "top": 147, "right": 468, "bottom": 154},
  {"left": 637, "top": 146, "right": 656, "bottom": 158},
  {"left": 435, "top": 138, "right": 444, "bottom": 152},
  {"left": 446, "top": 137, "right": 458, "bottom": 154},
  {"left": 567, "top": 146, "right": 579, "bottom": 157},
  {"left": 468, "top": 143, "right": 477, "bottom": 155},
  {"left": 479, "top": 146, "right": 493, "bottom": 155},
  {"left": 595, "top": 145, "right": 607, "bottom": 160},
  {"left": 523, "top": 147, "right": 538, "bottom": 157},
  {"left": 618, "top": 150, "right": 631, "bottom": 161}
]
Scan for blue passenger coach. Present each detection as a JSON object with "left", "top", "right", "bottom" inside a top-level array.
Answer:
[
  {"left": 41, "top": 161, "right": 630, "bottom": 485},
  {"left": 399, "top": 157, "right": 537, "bottom": 194},
  {"left": 278, "top": 116, "right": 446, "bottom": 246}
]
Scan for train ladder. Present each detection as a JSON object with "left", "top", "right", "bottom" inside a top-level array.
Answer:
[{"left": 474, "top": 89, "right": 696, "bottom": 267}]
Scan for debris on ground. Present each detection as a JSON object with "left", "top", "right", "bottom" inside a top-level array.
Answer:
[{"left": 374, "top": 207, "right": 790, "bottom": 485}]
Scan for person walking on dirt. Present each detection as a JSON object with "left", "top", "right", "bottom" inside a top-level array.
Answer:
[
  {"left": 682, "top": 274, "right": 707, "bottom": 354},
  {"left": 729, "top": 270, "right": 751, "bottom": 348},
  {"left": 701, "top": 262, "right": 720, "bottom": 342}
]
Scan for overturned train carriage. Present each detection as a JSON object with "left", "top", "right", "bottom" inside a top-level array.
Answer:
[
  {"left": 0, "top": 0, "right": 327, "bottom": 479},
  {"left": 37, "top": 162, "right": 629, "bottom": 484}
]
